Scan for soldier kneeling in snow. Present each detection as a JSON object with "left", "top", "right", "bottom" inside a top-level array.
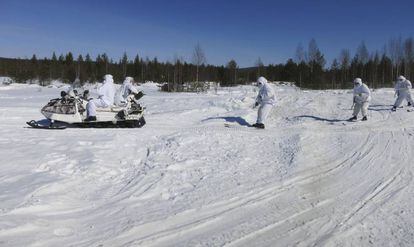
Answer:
[
  {"left": 349, "top": 78, "right": 371, "bottom": 121},
  {"left": 252, "top": 76, "right": 276, "bottom": 129}
]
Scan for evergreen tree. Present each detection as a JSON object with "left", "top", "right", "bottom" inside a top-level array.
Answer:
[
  {"left": 30, "top": 54, "right": 38, "bottom": 80},
  {"left": 121, "top": 52, "right": 128, "bottom": 78},
  {"left": 50, "top": 52, "right": 58, "bottom": 79},
  {"left": 65, "top": 52, "right": 75, "bottom": 82},
  {"left": 226, "top": 59, "right": 238, "bottom": 85},
  {"left": 76, "top": 54, "right": 84, "bottom": 83},
  {"left": 133, "top": 54, "right": 141, "bottom": 81},
  {"left": 330, "top": 59, "right": 339, "bottom": 89}
]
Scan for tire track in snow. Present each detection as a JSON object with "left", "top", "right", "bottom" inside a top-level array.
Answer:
[
  {"left": 137, "top": 129, "right": 410, "bottom": 247},
  {"left": 107, "top": 130, "right": 379, "bottom": 246},
  {"left": 225, "top": 130, "right": 412, "bottom": 247},
  {"left": 104, "top": 91, "right": 414, "bottom": 246},
  {"left": 314, "top": 130, "right": 414, "bottom": 246}
]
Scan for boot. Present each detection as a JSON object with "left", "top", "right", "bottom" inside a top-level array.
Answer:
[
  {"left": 252, "top": 123, "right": 265, "bottom": 129},
  {"left": 348, "top": 116, "right": 357, "bottom": 121},
  {"left": 362, "top": 116, "right": 368, "bottom": 121},
  {"left": 85, "top": 116, "right": 97, "bottom": 122}
]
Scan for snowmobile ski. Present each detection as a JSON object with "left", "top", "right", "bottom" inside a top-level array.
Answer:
[
  {"left": 72, "top": 117, "right": 146, "bottom": 128},
  {"left": 26, "top": 120, "right": 67, "bottom": 129}
]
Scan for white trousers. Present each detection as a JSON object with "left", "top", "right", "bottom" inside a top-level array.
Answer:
[
  {"left": 257, "top": 103, "right": 273, "bottom": 124},
  {"left": 353, "top": 102, "right": 369, "bottom": 117},
  {"left": 394, "top": 90, "right": 414, "bottom": 107},
  {"left": 87, "top": 99, "right": 109, "bottom": 117}
]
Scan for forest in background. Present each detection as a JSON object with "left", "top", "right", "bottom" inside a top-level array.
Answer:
[{"left": 1, "top": 37, "right": 414, "bottom": 90}]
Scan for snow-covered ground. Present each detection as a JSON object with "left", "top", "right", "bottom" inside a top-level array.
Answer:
[{"left": 1, "top": 82, "right": 414, "bottom": 246}]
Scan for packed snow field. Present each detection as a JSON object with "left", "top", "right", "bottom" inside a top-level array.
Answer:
[{"left": 1, "top": 81, "right": 414, "bottom": 246}]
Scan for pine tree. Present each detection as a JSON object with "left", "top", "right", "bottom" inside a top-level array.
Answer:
[
  {"left": 226, "top": 59, "right": 238, "bottom": 85},
  {"left": 30, "top": 54, "right": 38, "bottom": 80},
  {"left": 133, "top": 54, "right": 141, "bottom": 82},
  {"left": 76, "top": 54, "right": 84, "bottom": 83},
  {"left": 50, "top": 52, "right": 58, "bottom": 79},
  {"left": 121, "top": 52, "right": 128, "bottom": 77},
  {"left": 65, "top": 52, "right": 75, "bottom": 82},
  {"left": 331, "top": 59, "right": 339, "bottom": 89}
]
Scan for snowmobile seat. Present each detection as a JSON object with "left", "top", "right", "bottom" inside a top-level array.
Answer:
[{"left": 96, "top": 106, "right": 124, "bottom": 112}]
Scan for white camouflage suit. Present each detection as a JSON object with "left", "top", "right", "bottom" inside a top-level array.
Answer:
[
  {"left": 352, "top": 78, "right": 371, "bottom": 117},
  {"left": 87, "top": 74, "right": 116, "bottom": 117},
  {"left": 115, "top": 77, "right": 139, "bottom": 106},
  {"left": 255, "top": 77, "right": 276, "bottom": 124},
  {"left": 393, "top": 75, "right": 414, "bottom": 108}
]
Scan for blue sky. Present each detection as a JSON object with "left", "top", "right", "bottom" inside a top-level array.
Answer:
[{"left": 1, "top": 0, "right": 414, "bottom": 67}]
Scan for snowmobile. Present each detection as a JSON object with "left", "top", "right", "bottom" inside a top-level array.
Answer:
[{"left": 27, "top": 89, "right": 146, "bottom": 129}]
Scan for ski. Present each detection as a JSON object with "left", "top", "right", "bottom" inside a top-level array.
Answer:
[
  {"left": 224, "top": 123, "right": 246, "bottom": 128},
  {"left": 224, "top": 123, "right": 265, "bottom": 129}
]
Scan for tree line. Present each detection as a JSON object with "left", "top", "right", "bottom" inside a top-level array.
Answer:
[{"left": 0, "top": 37, "right": 413, "bottom": 89}]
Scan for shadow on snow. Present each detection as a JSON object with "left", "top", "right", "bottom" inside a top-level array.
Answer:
[
  {"left": 202, "top": 116, "right": 251, "bottom": 126},
  {"left": 294, "top": 115, "right": 347, "bottom": 123}
]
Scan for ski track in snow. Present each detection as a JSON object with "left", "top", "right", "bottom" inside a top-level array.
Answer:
[{"left": 0, "top": 83, "right": 414, "bottom": 246}]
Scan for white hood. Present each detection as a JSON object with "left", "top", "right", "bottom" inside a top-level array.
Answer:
[
  {"left": 123, "top": 77, "right": 134, "bottom": 85},
  {"left": 256, "top": 76, "right": 276, "bottom": 106},
  {"left": 257, "top": 76, "right": 268, "bottom": 86},
  {"left": 103, "top": 74, "right": 114, "bottom": 84},
  {"left": 398, "top": 75, "right": 406, "bottom": 81}
]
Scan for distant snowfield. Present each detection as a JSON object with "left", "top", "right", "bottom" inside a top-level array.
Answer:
[{"left": 0, "top": 82, "right": 413, "bottom": 246}]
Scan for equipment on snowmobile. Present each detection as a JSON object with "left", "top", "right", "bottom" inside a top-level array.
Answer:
[
  {"left": 27, "top": 89, "right": 146, "bottom": 129},
  {"left": 134, "top": 91, "right": 145, "bottom": 100}
]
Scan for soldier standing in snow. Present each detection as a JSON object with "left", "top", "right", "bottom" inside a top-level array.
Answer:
[
  {"left": 349, "top": 78, "right": 371, "bottom": 121},
  {"left": 85, "top": 74, "right": 116, "bottom": 121},
  {"left": 252, "top": 76, "right": 276, "bottom": 129},
  {"left": 392, "top": 75, "right": 414, "bottom": 111}
]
